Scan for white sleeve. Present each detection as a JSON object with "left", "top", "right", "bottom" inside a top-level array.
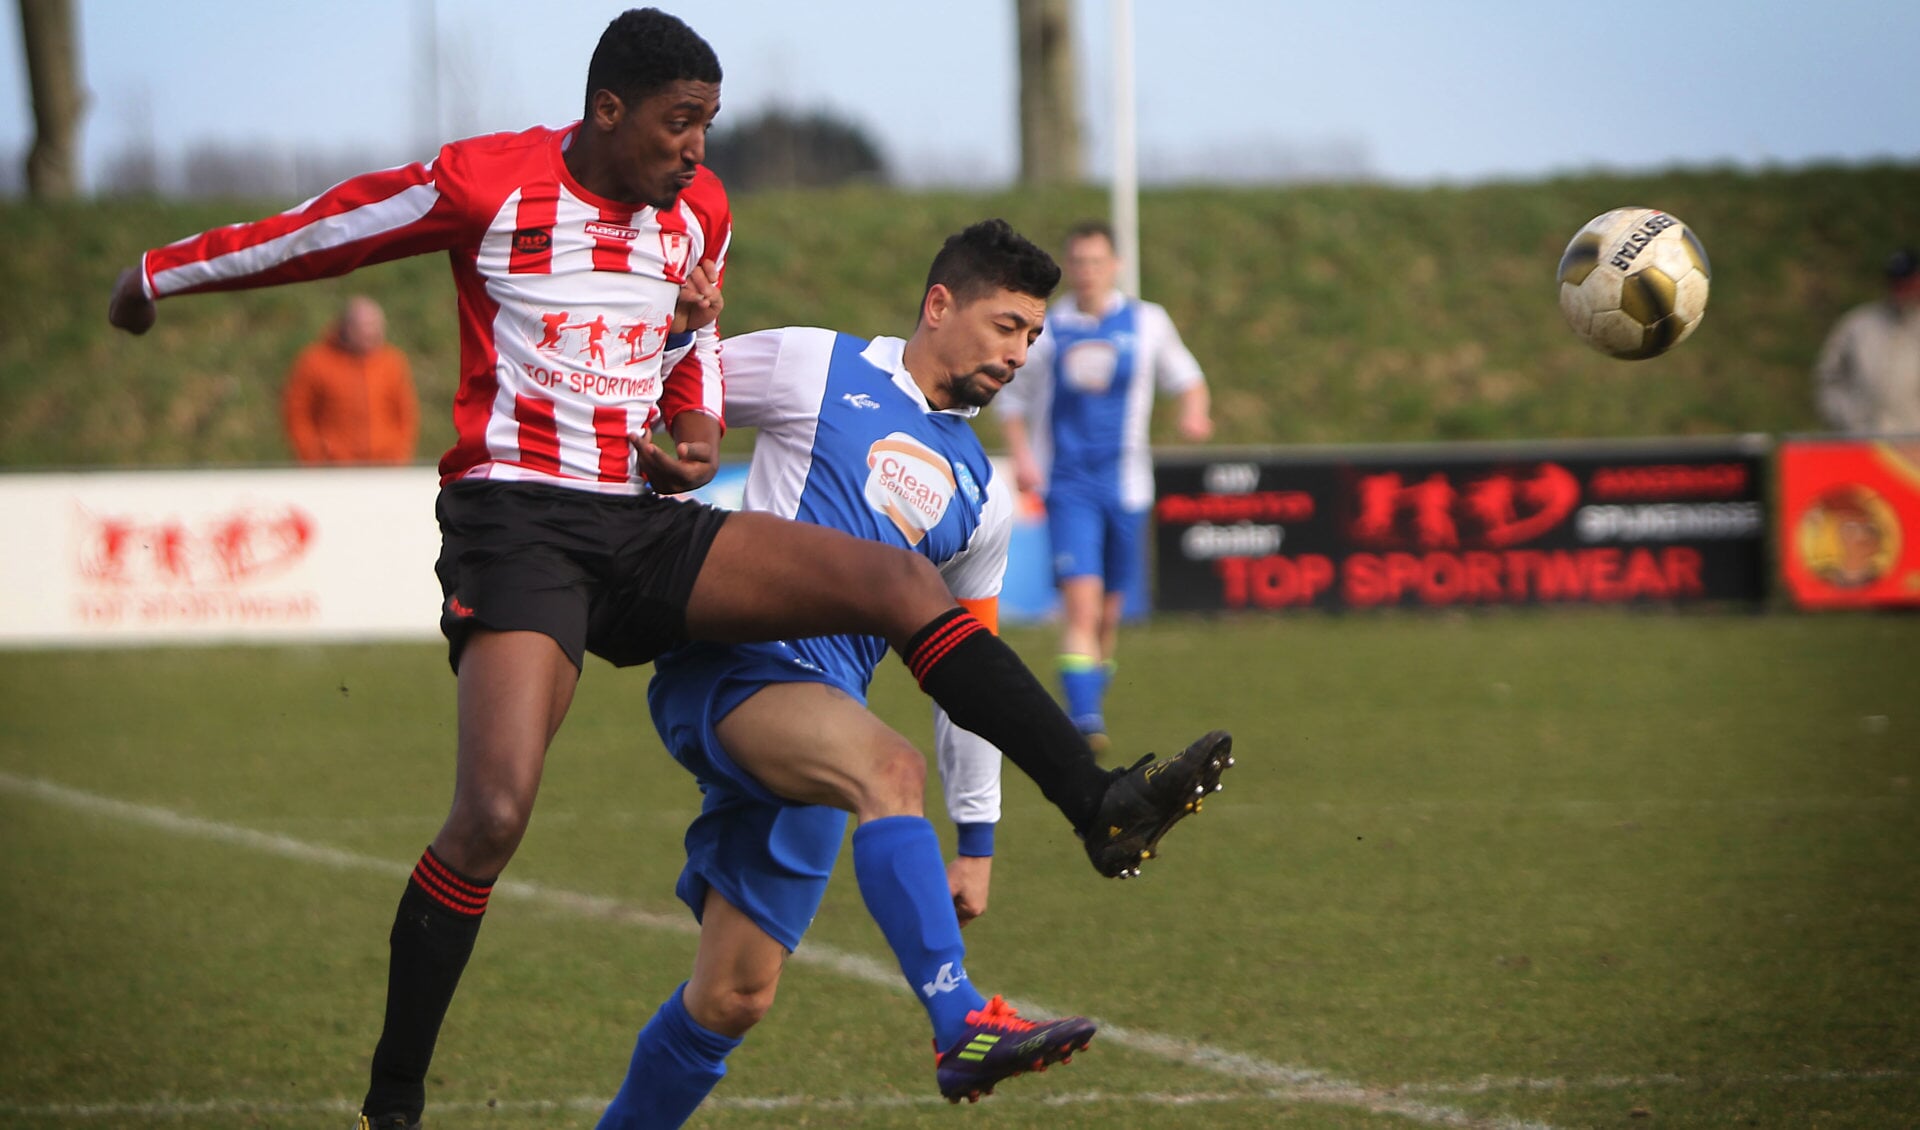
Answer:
[
  {"left": 938, "top": 470, "right": 1013, "bottom": 601},
  {"left": 935, "top": 708, "right": 1002, "bottom": 831},
  {"left": 715, "top": 326, "right": 824, "bottom": 430},
  {"left": 932, "top": 478, "right": 1013, "bottom": 831},
  {"left": 1141, "top": 302, "right": 1205, "bottom": 396}
]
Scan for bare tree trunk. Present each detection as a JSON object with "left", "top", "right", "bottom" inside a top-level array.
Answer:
[
  {"left": 1016, "top": 0, "right": 1082, "bottom": 186},
  {"left": 18, "top": 0, "right": 86, "bottom": 199}
]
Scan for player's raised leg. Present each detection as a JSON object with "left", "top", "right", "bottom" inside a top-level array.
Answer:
[
  {"left": 685, "top": 512, "right": 1114, "bottom": 822},
  {"left": 683, "top": 510, "right": 1234, "bottom": 878}
]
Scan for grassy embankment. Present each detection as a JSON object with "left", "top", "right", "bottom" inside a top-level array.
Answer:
[{"left": 4, "top": 163, "right": 1918, "bottom": 468}]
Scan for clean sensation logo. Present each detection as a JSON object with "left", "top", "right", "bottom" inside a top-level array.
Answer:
[{"left": 864, "top": 432, "right": 955, "bottom": 546}]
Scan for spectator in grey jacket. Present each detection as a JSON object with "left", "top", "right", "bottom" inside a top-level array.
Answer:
[{"left": 1815, "top": 248, "right": 1920, "bottom": 435}]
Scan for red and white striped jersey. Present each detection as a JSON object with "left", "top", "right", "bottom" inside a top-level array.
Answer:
[{"left": 137, "top": 123, "right": 731, "bottom": 494}]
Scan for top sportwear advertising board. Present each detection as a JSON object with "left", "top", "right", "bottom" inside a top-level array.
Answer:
[
  {"left": 0, "top": 467, "right": 444, "bottom": 648},
  {"left": 0, "top": 459, "right": 1069, "bottom": 650},
  {"left": 1777, "top": 436, "right": 1920, "bottom": 610},
  {"left": 1153, "top": 437, "right": 1770, "bottom": 612}
]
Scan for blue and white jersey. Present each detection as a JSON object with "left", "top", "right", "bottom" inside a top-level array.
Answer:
[
  {"left": 711, "top": 326, "right": 1012, "bottom": 826},
  {"left": 995, "top": 291, "right": 1204, "bottom": 510}
]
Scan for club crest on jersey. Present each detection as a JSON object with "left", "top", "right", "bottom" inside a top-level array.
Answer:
[
  {"left": 1062, "top": 338, "right": 1119, "bottom": 394},
  {"left": 865, "top": 432, "right": 955, "bottom": 546},
  {"left": 660, "top": 229, "right": 692, "bottom": 282}
]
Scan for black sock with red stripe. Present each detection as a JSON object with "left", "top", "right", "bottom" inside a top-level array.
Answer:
[
  {"left": 903, "top": 607, "right": 1115, "bottom": 833},
  {"left": 361, "top": 846, "right": 494, "bottom": 1121}
]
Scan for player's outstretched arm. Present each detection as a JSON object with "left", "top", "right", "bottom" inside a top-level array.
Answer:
[{"left": 107, "top": 267, "right": 156, "bottom": 335}]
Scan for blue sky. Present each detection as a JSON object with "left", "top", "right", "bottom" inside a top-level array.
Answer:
[{"left": 3, "top": 0, "right": 1916, "bottom": 192}]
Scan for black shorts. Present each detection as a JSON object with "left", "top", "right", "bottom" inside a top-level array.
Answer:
[{"left": 433, "top": 479, "right": 730, "bottom": 672}]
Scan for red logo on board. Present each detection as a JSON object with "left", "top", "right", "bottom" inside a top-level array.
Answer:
[
  {"left": 1351, "top": 463, "right": 1579, "bottom": 549},
  {"left": 79, "top": 506, "right": 315, "bottom": 586}
]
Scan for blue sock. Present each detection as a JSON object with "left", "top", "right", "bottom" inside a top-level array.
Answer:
[
  {"left": 597, "top": 983, "right": 741, "bottom": 1130},
  {"left": 1059, "top": 653, "right": 1105, "bottom": 733},
  {"left": 851, "top": 815, "right": 987, "bottom": 1048}
]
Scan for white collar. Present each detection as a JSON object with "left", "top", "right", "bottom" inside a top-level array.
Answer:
[
  {"left": 1057, "top": 290, "right": 1127, "bottom": 322},
  {"left": 859, "top": 335, "right": 980, "bottom": 418}
]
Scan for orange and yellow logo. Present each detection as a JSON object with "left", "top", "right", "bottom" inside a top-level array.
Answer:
[
  {"left": 864, "top": 433, "right": 955, "bottom": 546},
  {"left": 1796, "top": 483, "right": 1901, "bottom": 589}
]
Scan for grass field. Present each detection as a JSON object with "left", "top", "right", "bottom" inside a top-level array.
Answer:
[{"left": 2, "top": 613, "right": 1917, "bottom": 1129}]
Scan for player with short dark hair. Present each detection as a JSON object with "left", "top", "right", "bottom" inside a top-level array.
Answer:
[
  {"left": 599, "top": 220, "right": 1211, "bottom": 1127},
  {"left": 582, "top": 6, "right": 721, "bottom": 119},
  {"left": 106, "top": 14, "right": 1231, "bottom": 1130}
]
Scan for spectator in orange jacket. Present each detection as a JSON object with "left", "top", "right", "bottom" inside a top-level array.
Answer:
[{"left": 282, "top": 296, "right": 419, "bottom": 463}]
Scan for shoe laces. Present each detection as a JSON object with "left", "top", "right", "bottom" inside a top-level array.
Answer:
[{"left": 965, "top": 995, "right": 1037, "bottom": 1032}]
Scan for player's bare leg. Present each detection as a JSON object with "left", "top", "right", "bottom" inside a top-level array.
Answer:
[
  {"left": 719, "top": 683, "right": 1095, "bottom": 1104},
  {"left": 684, "top": 511, "right": 1117, "bottom": 826},
  {"left": 361, "top": 629, "right": 578, "bottom": 1129},
  {"left": 599, "top": 892, "right": 785, "bottom": 1128},
  {"left": 714, "top": 681, "right": 927, "bottom": 821},
  {"left": 436, "top": 630, "right": 577, "bottom": 872},
  {"left": 685, "top": 512, "right": 1235, "bottom": 878},
  {"left": 1098, "top": 589, "right": 1125, "bottom": 666},
  {"left": 683, "top": 511, "right": 954, "bottom": 644},
  {"left": 1057, "top": 576, "right": 1106, "bottom": 661},
  {"left": 1056, "top": 576, "right": 1112, "bottom": 749},
  {"left": 683, "top": 891, "right": 790, "bottom": 1037}
]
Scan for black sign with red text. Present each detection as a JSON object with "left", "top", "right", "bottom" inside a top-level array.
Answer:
[{"left": 1153, "top": 439, "right": 1769, "bottom": 611}]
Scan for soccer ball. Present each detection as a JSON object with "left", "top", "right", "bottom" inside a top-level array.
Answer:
[{"left": 1556, "top": 207, "right": 1711, "bottom": 360}]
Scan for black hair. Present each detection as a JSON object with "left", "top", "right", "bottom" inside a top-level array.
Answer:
[
  {"left": 924, "top": 219, "right": 1061, "bottom": 310},
  {"left": 1064, "top": 218, "right": 1116, "bottom": 249},
  {"left": 583, "top": 8, "right": 722, "bottom": 118},
  {"left": 1886, "top": 248, "right": 1918, "bottom": 281}
]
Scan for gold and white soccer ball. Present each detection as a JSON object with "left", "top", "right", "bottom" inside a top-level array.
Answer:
[{"left": 1556, "top": 207, "right": 1711, "bottom": 360}]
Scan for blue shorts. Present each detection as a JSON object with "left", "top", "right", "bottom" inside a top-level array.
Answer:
[
  {"left": 648, "top": 641, "right": 855, "bottom": 952},
  {"left": 1047, "top": 489, "right": 1149, "bottom": 591}
]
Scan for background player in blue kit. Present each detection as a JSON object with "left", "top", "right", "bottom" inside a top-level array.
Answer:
[
  {"left": 596, "top": 222, "right": 1232, "bottom": 1127},
  {"left": 999, "top": 219, "right": 1216, "bottom": 748}
]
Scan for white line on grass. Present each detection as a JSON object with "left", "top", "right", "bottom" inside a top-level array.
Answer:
[
  {"left": 1398, "top": 1068, "right": 1911, "bottom": 1096},
  {"left": 2, "top": 771, "right": 1557, "bottom": 1129},
  {"left": 8, "top": 1070, "right": 1911, "bottom": 1123},
  {"left": 0, "top": 1089, "right": 1483, "bottom": 1120}
]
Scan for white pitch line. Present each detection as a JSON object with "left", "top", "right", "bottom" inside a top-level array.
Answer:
[
  {"left": 8, "top": 1070, "right": 1913, "bottom": 1124},
  {"left": 0, "top": 1089, "right": 1498, "bottom": 1121},
  {"left": 1, "top": 771, "right": 1550, "bottom": 1130},
  {"left": 1398, "top": 1067, "right": 1911, "bottom": 1096}
]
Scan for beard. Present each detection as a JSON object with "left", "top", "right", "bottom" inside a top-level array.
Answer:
[{"left": 945, "top": 364, "right": 1012, "bottom": 409}]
